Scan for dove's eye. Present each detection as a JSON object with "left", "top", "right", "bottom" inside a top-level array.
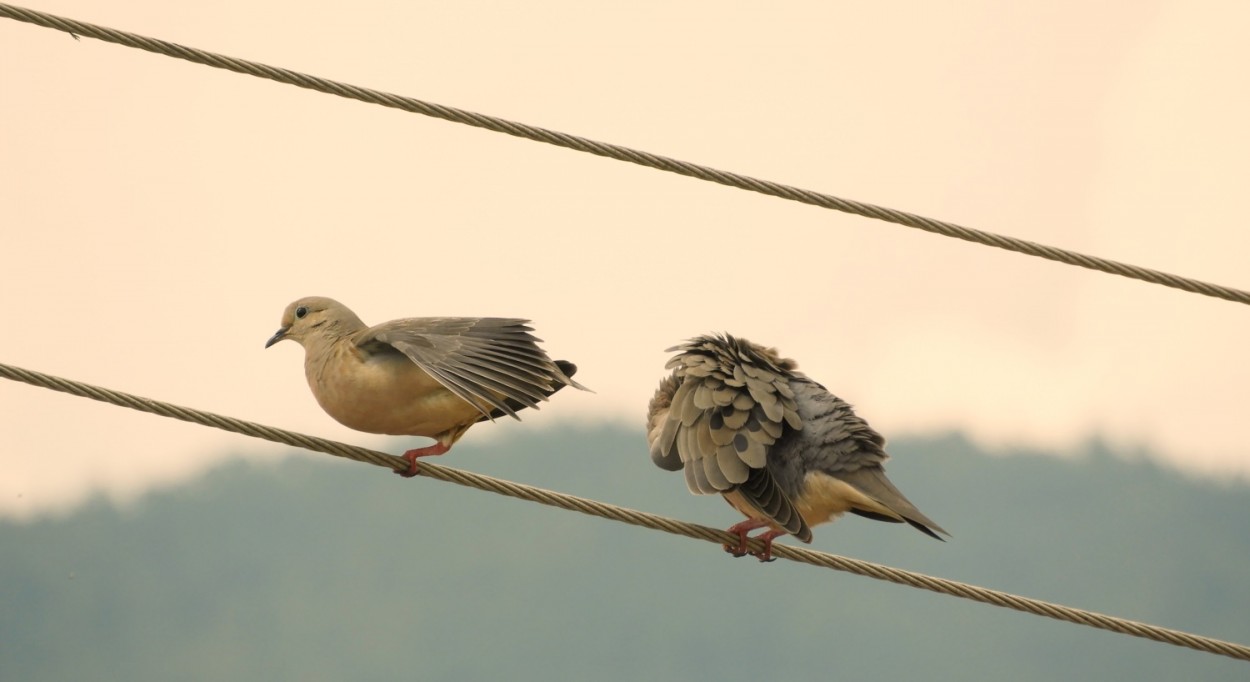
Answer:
[{"left": 295, "top": 306, "right": 309, "bottom": 319}]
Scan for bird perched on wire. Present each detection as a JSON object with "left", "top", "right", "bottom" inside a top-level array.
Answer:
[
  {"left": 266, "top": 296, "right": 587, "bottom": 477},
  {"left": 647, "top": 333, "right": 946, "bottom": 561}
]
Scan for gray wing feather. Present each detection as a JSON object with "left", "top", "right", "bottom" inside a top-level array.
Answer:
[
  {"left": 787, "top": 377, "right": 948, "bottom": 539},
  {"left": 787, "top": 378, "right": 890, "bottom": 474}
]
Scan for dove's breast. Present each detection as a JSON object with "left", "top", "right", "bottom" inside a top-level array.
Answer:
[{"left": 305, "top": 343, "right": 484, "bottom": 437}]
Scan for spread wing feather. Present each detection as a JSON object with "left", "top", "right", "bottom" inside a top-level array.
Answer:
[{"left": 364, "top": 317, "right": 578, "bottom": 420}]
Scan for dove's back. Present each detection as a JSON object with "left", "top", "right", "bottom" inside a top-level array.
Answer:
[{"left": 769, "top": 377, "right": 948, "bottom": 539}]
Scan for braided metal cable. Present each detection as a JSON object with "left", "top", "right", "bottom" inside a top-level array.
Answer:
[
  {"left": 2, "top": 3, "right": 1248, "bottom": 305},
  {"left": 2, "top": 360, "right": 1248, "bottom": 661}
]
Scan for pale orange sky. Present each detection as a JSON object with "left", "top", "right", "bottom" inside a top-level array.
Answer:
[{"left": 2, "top": 1, "right": 1248, "bottom": 519}]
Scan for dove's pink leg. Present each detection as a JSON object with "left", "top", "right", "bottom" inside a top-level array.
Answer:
[
  {"left": 395, "top": 443, "right": 449, "bottom": 478},
  {"left": 724, "top": 518, "right": 770, "bottom": 557}
]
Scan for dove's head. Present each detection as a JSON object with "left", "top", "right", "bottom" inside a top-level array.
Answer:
[{"left": 265, "top": 296, "right": 366, "bottom": 349}]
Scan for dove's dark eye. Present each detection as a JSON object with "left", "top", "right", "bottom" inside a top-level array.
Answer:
[{"left": 295, "top": 306, "right": 309, "bottom": 319}]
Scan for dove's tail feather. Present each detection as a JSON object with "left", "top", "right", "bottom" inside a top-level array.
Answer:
[
  {"left": 554, "top": 360, "right": 578, "bottom": 382},
  {"left": 847, "top": 508, "right": 946, "bottom": 541},
  {"left": 903, "top": 518, "right": 947, "bottom": 541},
  {"left": 839, "top": 468, "right": 949, "bottom": 541},
  {"left": 553, "top": 360, "right": 592, "bottom": 393},
  {"left": 477, "top": 361, "right": 584, "bottom": 422},
  {"left": 848, "top": 508, "right": 905, "bottom": 524}
]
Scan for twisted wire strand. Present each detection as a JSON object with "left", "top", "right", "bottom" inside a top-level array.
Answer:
[
  {"left": 1, "top": 361, "right": 1248, "bottom": 661},
  {"left": 2, "top": 3, "right": 1248, "bottom": 305}
]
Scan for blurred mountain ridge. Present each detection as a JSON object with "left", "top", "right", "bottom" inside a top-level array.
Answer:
[{"left": 3, "top": 425, "right": 1248, "bottom": 681}]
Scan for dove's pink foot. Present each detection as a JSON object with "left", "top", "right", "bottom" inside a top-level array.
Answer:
[
  {"left": 724, "top": 518, "right": 770, "bottom": 557},
  {"left": 395, "top": 443, "right": 449, "bottom": 478},
  {"left": 749, "top": 529, "right": 787, "bottom": 563}
]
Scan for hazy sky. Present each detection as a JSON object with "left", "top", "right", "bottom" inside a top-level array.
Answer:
[{"left": 2, "top": 1, "right": 1248, "bottom": 519}]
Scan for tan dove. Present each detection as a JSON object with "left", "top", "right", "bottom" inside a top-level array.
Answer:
[
  {"left": 266, "top": 296, "right": 586, "bottom": 476},
  {"left": 647, "top": 333, "right": 946, "bottom": 561}
]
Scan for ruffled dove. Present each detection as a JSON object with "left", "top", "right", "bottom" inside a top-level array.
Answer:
[
  {"left": 266, "top": 296, "right": 586, "bottom": 476},
  {"left": 647, "top": 333, "right": 946, "bottom": 561}
]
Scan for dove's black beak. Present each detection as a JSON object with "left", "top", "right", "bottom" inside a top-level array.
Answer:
[{"left": 265, "top": 327, "right": 289, "bottom": 348}]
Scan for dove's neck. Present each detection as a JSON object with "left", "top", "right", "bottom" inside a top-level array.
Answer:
[{"left": 301, "top": 317, "right": 366, "bottom": 362}]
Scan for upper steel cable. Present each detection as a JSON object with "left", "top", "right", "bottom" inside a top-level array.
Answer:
[{"left": 1, "top": 3, "right": 1248, "bottom": 305}]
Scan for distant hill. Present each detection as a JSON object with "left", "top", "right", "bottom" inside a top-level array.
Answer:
[{"left": 3, "top": 426, "right": 1248, "bottom": 681}]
